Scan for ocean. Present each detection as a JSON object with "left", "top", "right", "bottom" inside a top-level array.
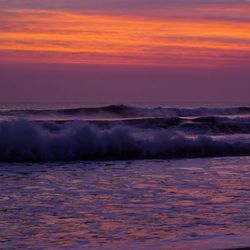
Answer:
[{"left": 0, "top": 103, "right": 250, "bottom": 249}]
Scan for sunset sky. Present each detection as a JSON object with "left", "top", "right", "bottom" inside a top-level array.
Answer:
[{"left": 0, "top": 0, "right": 250, "bottom": 104}]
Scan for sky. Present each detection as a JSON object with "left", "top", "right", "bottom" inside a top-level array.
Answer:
[{"left": 0, "top": 0, "right": 250, "bottom": 104}]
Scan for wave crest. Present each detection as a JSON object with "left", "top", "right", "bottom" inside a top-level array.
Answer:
[{"left": 1, "top": 105, "right": 250, "bottom": 119}]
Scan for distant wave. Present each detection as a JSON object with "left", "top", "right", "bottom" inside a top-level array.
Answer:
[
  {"left": 0, "top": 120, "right": 250, "bottom": 162},
  {"left": 1, "top": 105, "right": 250, "bottom": 119},
  {"left": 87, "top": 116, "right": 250, "bottom": 134}
]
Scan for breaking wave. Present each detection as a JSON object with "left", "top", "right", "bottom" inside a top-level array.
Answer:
[{"left": 0, "top": 120, "right": 250, "bottom": 162}]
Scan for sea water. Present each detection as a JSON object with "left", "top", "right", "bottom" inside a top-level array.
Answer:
[{"left": 0, "top": 103, "right": 250, "bottom": 249}]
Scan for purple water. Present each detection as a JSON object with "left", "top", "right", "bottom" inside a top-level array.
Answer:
[
  {"left": 0, "top": 103, "right": 250, "bottom": 249},
  {"left": 0, "top": 157, "right": 250, "bottom": 249}
]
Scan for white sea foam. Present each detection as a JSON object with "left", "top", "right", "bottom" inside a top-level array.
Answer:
[{"left": 0, "top": 119, "right": 250, "bottom": 162}]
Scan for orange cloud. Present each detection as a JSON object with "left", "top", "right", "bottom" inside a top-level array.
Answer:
[{"left": 0, "top": 9, "right": 250, "bottom": 67}]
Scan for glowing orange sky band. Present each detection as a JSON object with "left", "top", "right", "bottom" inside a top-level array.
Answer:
[{"left": 0, "top": 9, "right": 250, "bottom": 67}]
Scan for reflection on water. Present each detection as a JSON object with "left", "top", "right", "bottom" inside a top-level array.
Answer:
[{"left": 0, "top": 157, "right": 250, "bottom": 249}]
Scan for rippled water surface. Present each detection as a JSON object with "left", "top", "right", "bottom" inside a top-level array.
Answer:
[{"left": 1, "top": 157, "right": 250, "bottom": 249}]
